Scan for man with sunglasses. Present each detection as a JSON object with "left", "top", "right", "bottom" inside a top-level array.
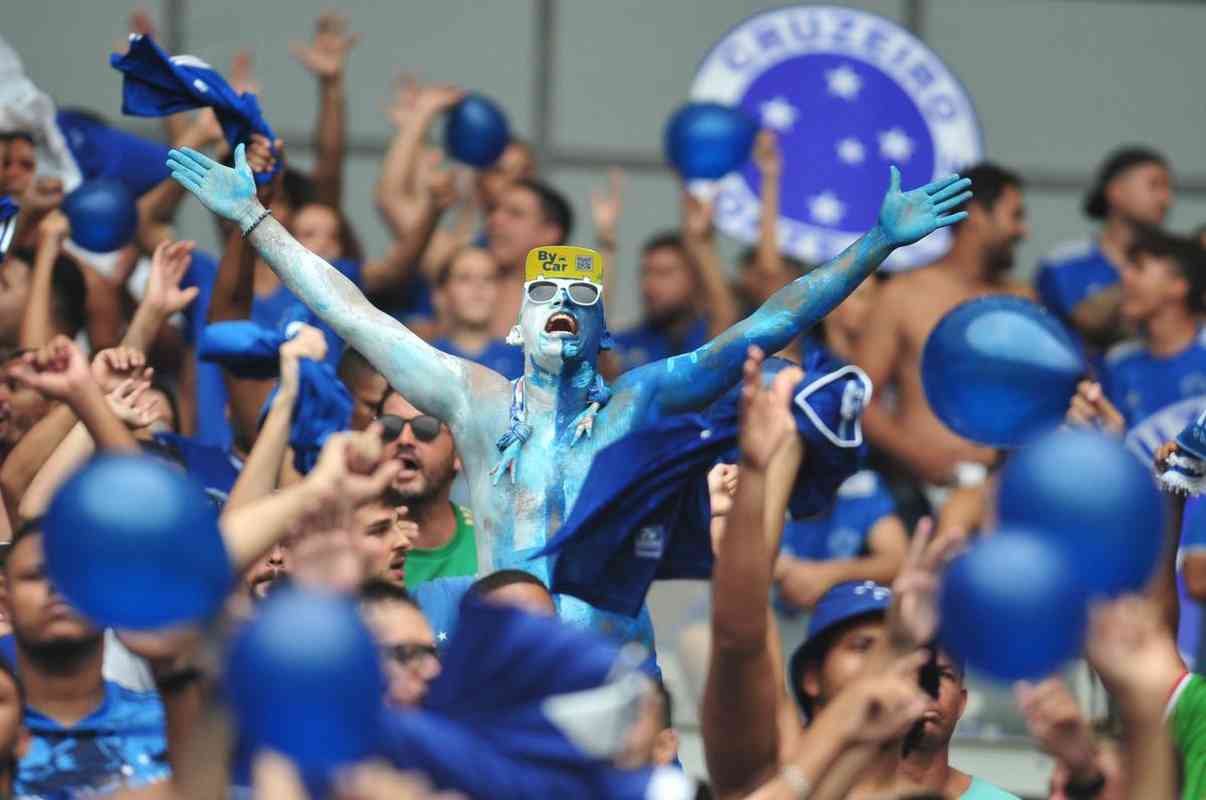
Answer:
[
  {"left": 168, "top": 144, "right": 973, "bottom": 652},
  {"left": 377, "top": 389, "right": 477, "bottom": 589}
]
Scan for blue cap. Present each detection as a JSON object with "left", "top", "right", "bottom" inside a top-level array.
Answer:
[{"left": 788, "top": 580, "right": 891, "bottom": 716}]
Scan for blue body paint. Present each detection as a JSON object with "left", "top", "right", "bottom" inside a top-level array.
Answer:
[{"left": 165, "top": 146, "right": 970, "bottom": 651}]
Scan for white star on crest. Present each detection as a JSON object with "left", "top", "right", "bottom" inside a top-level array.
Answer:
[
  {"left": 878, "top": 128, "right": 915, "bottom": 162},
  {"left": 809, "top": 192, "right": 845, "bottom": 225},
  {"left": 825, "top": 65, "right": 862, "bottom": 101},
  {"left": 836, "top": 137, "right": 865, "bottom": 165},
  {"left": 759, "top": 96, "right": 799, "bottom": 132},
  {"left": 438, "top": 631, "right": 448, "bottom": 641}
]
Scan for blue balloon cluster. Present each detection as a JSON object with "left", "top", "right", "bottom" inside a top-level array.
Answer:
[
  {"left": 664, "top": 102, "right": 757, "bottom": 180},
  {"left": 62, "top": 178, "right": 139, "bottom": 252},
  {"left": 444, "top": 93, "right": 510, "bottom": 168},
  {"left": 43, "top": 454, "right": 231, "bottom": 630},
  {"left": 939, "top": 428, "right": 1165, "bottom": 681},
  {"left": 922, "top": 296, "right": 1085, "bottom": 447},
  {"left": 226, "top": 588, "right": 385, "bottom": 774}
]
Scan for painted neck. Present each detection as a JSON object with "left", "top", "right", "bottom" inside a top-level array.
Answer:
[{"left": 523, "top": 357, "right": 598, "bottom": 427}]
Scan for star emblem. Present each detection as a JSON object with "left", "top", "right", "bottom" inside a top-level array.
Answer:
[
  {"left": 759, "top": 96, "right": 799, "bottom": 132},
  {"left": 437, "top": 631, "right": 448, "bottom": 641},
  {"left": 825, "top": 65, "right": 862, "bottom": 101},
  {"left": 878, "top": 128, "right": 915, "bottom": 162},
  {"left": 808, "top": 192, "right": 846, "bottom": 225},
  {"left": 797, "top": 235, "right": 822, "bottom": 262},
  {"left": 836, "top": 137, "right": 865, "bottom": 165}
]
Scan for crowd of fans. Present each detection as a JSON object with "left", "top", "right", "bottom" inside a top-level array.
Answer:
[{"left": 0, "top": 8, "right": 1204, "bottom": 800}]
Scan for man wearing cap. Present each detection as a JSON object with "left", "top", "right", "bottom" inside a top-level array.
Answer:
[
  {"left": 1036, "top": 146, "right": 1173, "bottom": 347},
  {"left": 166, "top": 143, "right": 972, "bottom": 652},
  {"left": 789, "top": 581, "right": 1019, "bottom": 799}
]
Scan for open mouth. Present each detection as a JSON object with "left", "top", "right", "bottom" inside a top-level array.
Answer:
[
  {"left": 544, "top": 312, "right": 579, "bottom": 336},
  {"left": 396, "top": 454, "right": 420, "bottom": 474}
]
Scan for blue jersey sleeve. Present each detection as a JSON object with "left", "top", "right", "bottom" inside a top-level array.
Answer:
[{"left": 1035, "top": 255, "right": 1119, "bottom": 321}]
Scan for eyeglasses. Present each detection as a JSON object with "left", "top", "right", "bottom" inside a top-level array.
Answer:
[
  {"left": 381, "top": 642, "right": 440, "bottom": 667},
  {"left": 525, "top": 279, "right": 601, "bottom": 306},
  {"left": 377, "top": 414, "right": 442, "bottom": 443}
]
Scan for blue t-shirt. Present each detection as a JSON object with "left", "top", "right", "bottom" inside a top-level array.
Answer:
[
  {"left": 412, "top": 576, "right": 476, "bottom": 651},
  {"left": 180, "top": 249, "right": 233, "bottom": 451},
  {"left": 610, "top": 317, "right": 709, "bottom": 373},
  {"left": 777, "top": 470, "right": 895, "bottom": 615},
  {"left": 149, "top": 432, "right": 242, "bottom": 508},
  {"left": 251, "top": 257, "right": 363, "bottom": 368},
  {"left": 431, "top": 337, "right": 524, "bottom": 380},
  {"left": 1035, "top": 238, "right": 1119, "bottom": 324},
  {"left": 382, "top": 272, "right": 436, "bottom": 324},
  {"left": 16, "top": 680, "right": 169, "bottom": 797},
  {"left": 1102, "top": 328, "right": 1206, "bottom": 663}
]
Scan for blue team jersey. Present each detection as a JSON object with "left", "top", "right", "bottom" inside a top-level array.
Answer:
[
  {"left": 382, "top": 273, "right": 436, "bottom": 324},
  {"left": 431, "top": 337, "right": 524, "bottom": 380},
  {"left": 251, "top": 258, "right": 363, "bottom": 368},
  {"left": 778, "top": 471, "right": 896, "bottom": 615},
  {"left": 610, "top": 317, "right": 709, "bottom": 373},
  {"left": 16, "top": 680, "right": 169, "bottom": 798},
  {"left": 149, "top": 432, "right": 242, "bottom": 508},
  {"left": 1035, "top": 238, "right": 1120, "bottom": 324},
  {"left": 180, "top": 250, "right": 233, "bottom": 450}
]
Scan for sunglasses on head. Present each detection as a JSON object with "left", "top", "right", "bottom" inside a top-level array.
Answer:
[
  {"left": 377, "top": 414, "right": 442, "bottom": 443},
  {"left": 525, "top": 279, "right": 601, "bottom": 306},
  {"left": 381, "top": 642, "right": 439, "bottom": 667}
]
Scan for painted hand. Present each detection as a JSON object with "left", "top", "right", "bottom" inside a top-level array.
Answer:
[
  {"left": 491, "top": 439, "right": 523, "bottom": 485},
  {"left": 877, "top": 166, "right": 972, "bottom": 247},
  {"left": 570, "top": 402, "right": 601, "bottom": 445},
  {"left": 167, "top": 143, "right": 261, "bottom": 230}
]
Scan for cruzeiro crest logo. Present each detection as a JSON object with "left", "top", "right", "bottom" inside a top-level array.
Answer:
[{"left": 691, "top": 5, "right": 983, "bottom": 271}]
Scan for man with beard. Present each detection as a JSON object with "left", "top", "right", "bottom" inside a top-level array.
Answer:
[
  {"left": 377, "top": 389, "right": 476, "bottom": 588},
  {"left": 856, "top": 163, "right": 1032, "bottom": 489},
  {"left": 167, "top": 142, "right": 971, "bottom": 652},
  {"left": 1, "top": 521, "right": 168, "bottom": 797}
]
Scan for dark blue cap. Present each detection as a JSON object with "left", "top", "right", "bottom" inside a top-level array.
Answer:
[{"left": 788, "top": 580, "right": 891, "bottom": 716}]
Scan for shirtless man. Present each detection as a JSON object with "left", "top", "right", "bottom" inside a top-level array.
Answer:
[
  {"left": 856, "top": 163, "right": 1031, "bottom": 488},
  {"left": 166, "top": 144, "right": 970, "bottom": 652}
]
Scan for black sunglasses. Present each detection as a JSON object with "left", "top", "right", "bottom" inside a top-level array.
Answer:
[
  {"left": 377, "top": 414, "right": 442, "bottom": 443},
  {"left": 381, "top": 642, "right": 439, "bottom": 666}
]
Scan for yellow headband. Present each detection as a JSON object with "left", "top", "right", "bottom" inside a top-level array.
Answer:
[{"left": 524, "top": 245, "right": 604, "bottom": 286}]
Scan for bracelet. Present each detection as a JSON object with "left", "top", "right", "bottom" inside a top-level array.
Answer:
[
  {"left": 779, "top": 765, "right": 812, "bottom": 800},
  {"left": 242, "top": 208, "right": 272, "bottom": 238}
]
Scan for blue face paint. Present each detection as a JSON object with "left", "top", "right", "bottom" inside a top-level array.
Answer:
[{"left": 169, "top": 149, "right": 970, "bottom": 651}]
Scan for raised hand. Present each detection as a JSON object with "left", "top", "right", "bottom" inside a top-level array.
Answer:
[
  {"left": 1084, "top": 595, "right": 1184, "bottom": 718},
  {"left": 105, "top": 377, "right": 157, "bottom": 429},
  {"left": 753, "top": 129, "right": 782, "bottom": 178},
  {"left": 290, "top": 10, "right": 362, "bottom": 81},
  {"left": 1066, "top": 380, "right": 1125, "bottom": 436},
  {"left": 229, "top": 49, "right": 258, "bottom": 95},
  {"left": 36, "top": 210, "right": 70, "bottom": 247},
  {"left": 681, "top": 189, "right": 713, "bottom": 243},
  {"left": 1015, "top": 677, "right": 1100, "bottom": 781},
  {"left": 886, "top": 517, "right": 963, "bottom": 651},
  {"left": 590, "top": 169, "right": 624, "bottom": 247},
  {"left": 877, "top": 166, "right": 972, "bottom": 248},
  {"left": 737, "top": 346, "right": 802, "bottom": 471},
  {"left": 167, "top": 143, "right": 261, "bottom": 230},
  {"left": 830, "top": 649, "right": 930, "bottom": 745},
  {"left": 9, "top": 336, "right": 94, "bottom": 401},
  {"left": 278, "top": 323, "right": 328, "bottom": 399},
  {"left": 707, "top": 462, "right": 739, "bottom": 518},
  {"left": 21, "top": 177, "right": 65, "bottom": 216},
  {"left": 145, "top": 239, "right": 200, "bottom": 316},
  {"left": 91, "top": 346, "right": 150, "bottom": 393}
]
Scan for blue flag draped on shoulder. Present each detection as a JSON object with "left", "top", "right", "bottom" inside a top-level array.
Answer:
[
  {"left": 538, "top": 344, "right": 872, "bottom": 617},
  {"left": 110, "top": 34, "right": 279, "bottom": 184}
]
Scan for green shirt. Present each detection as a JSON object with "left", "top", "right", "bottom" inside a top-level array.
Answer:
[
  {"left": 961, "top": 776, "right": 1021, "bottom": 799},
  {"left": 404, "top": 503, "right": 478, "bottom": 588},
  {"left": 1172, "top": 671, "right": 1204, "bottom": 800}
]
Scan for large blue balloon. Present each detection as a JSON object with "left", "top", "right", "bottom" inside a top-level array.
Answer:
[
  {"left": 61, "top": 178, "right": 139, "bottom": 252},
  {"left": 444, "top": 93, "right": 511, "bottom": 168},
  {"left": 997, "top": 427, "right": 1165, "bottom": 596},
  {"left": 664, "top": 102, "right": 758, "bottom": 180},
  {"left": 921, "top": 296, "right": 1085, "bottom": 447},
  {"left": 43, "top": 454, "right": 231, "bottom": 629},
  {"left": 226, "top": 588, "right": 384, "bottom": 773},
  {"left": 939, "top": 528, "right": 1088, "bottom": 681}
]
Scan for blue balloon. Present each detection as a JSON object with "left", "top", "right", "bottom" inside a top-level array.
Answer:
[
  {"left": 444, "top": 93, "right": 510, "bottom": 168},
  {"left": 921, "top": 296, "right": 1085, "bottom": 447},
  {"left": 226, "top": 588, "right": 384, "bottom": 773},
  {"left": 939, "top": 527, "right": 1088, "bottom": 681},
  {"left": 997, "top": 427, "right": 1165, "bottom": 596},
  {"left": 43, "top": 454, "right": 231, "bottom": 629},
  {"left": 664, "top": 102, "right": 758, "bottom": 180},
  {"left": 61, "top": 178, "right": 139, "bottom": 252}
]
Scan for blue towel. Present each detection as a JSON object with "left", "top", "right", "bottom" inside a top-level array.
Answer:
[
  {"left": 537, "top": 344, "right": 871, "bottom": 617},
  {"left": 199, "top": 321, "right": 352, "bottom": 473},
  {"left": 110, "top": 34, "right": 279, "bottom": 184}
]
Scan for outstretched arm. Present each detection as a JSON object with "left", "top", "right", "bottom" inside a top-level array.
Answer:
[
  {"left": 166, "top": 145, "right": 508, "bottom": 428},
  {"left": 623, "top": 168, "right": 971, "bottom": 416}
]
